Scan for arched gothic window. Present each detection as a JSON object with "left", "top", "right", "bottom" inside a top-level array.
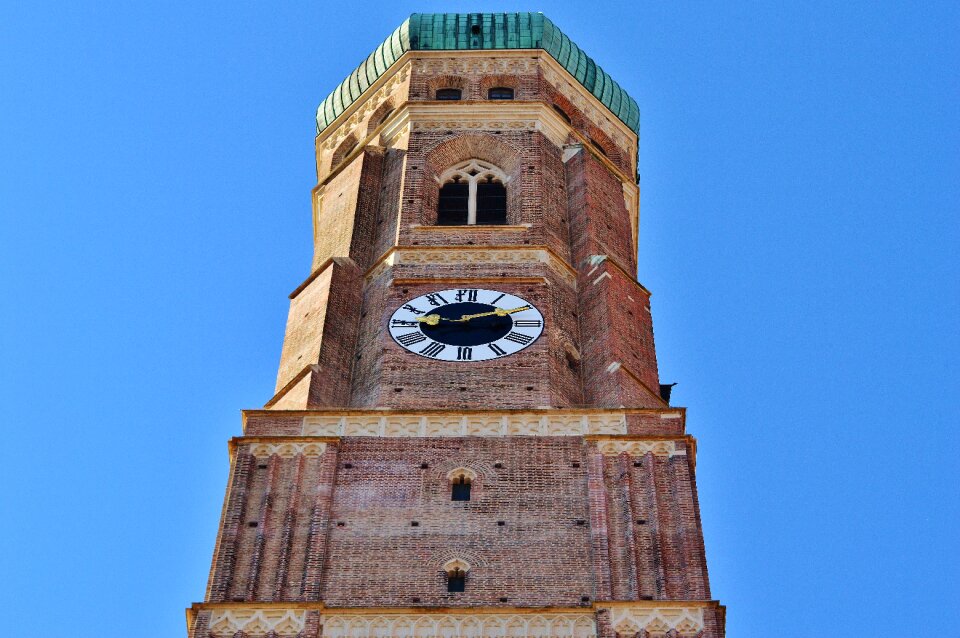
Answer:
[
  {"left": 443, "top": 559, "right": 470, "bottom": 593},
  {"left": 437, "top": 160, "right": 508, "bottom": 226},
  {"left": 447, "top": 467, "right": 476, "bottom": 501}
]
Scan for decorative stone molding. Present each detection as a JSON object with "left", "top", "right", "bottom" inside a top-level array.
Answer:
[
  {"left": 366, "top": 247, "right": 577, "bottom": 286},
  {"left": 413, "top": 57, "right": 539, "bottom": 77},
  {"left": 250, "top": 441, "right": 327, "bottom": 458},
  {"left": 442, "top": 557, "right": 471, "bottom": 574},
  {"left": 446, "top": 467, "right": 477, "bottom": 483},
  {"left": 540, "top": 62, "right": 633, "bottom": 154},
  {"left": 406, "top": 102, "right": 569, "bottom": 149},
  {"left": 321, "top": 612, "right": 596, "bottom": 638},
  {"left": 411, "top": 54, "right": 633, "bottom": 157},
  {"left": 595, "top": 440, "right": 686, "bottom": 458},
  {"left": 302, "top": 412, "right": 627, "bottom": 438},
  {"left": 603, "top": 606, "right": 704, "bottom": 637},
  {"left": 208, "top": 609, "right": 305, "bottom": 638},
  {"left": 319, "top": 62, "right": 412, "bottom": 152}
]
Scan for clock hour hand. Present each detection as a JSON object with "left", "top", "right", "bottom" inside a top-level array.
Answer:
[
  {"left": 452, "top": 306, "right": 531, "bottom": 322},
  {"left": 415, "top": 314, "right": 442, "bottom": 326}
]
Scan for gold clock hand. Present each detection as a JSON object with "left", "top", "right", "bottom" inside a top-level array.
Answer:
[
  {"left": 451, "top": 306, "right": 531, "bottom": 322},
  {"left": 415, "top": 314, "right": 441, "bottom": 326}
]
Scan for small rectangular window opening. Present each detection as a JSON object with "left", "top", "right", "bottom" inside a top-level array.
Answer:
[
  {"left": 436, "top": 88, "right": 462, "bottom": 100},
  {"left": 488, "top": 87, "right": 514, "bottom": 100},
  {"left": 447, "top": 570, "right": 466, "bottom": 592},
  {"left": 451, "top": 477, "right": 471, "bottom": 501}
]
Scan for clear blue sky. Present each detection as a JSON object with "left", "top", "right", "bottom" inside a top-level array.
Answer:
[{"left": 1, "top": 2, "right": 957, "bottom": 636}]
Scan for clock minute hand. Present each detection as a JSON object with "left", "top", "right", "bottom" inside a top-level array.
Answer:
[{"left": 452, "top": 305, "right": 531, "bottom": 322}]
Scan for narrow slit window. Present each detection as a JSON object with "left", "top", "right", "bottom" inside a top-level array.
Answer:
[
  {"left": 451, "top": 475, "right": 471, "bottom": 501},
  {"left": 447, "top": 568, "right": 466, "bottom": 592},
  {"left": 488, "top": 87, "right": 514, "bottom": 100},
  {"left": 553, "top": 105, "right": 572, "bottom": 124},
  {"left": 436, "top": 88, "right": 462, "bottom": 100}
]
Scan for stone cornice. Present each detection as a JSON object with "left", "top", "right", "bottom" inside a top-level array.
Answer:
[
  {"left": 189, "top": 601, "right": 724, "bottom": 638},
  {"left": 364, "top": 244, "right": 579, "bottom": 287},
  {"left": 315, "top": 49, "right": 638, "bottom": 164}
]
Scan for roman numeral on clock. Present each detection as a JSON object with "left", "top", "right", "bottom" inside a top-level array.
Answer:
[
  {"left": 419, "top": 341, "right": 446, "bottom": 358},
  {"left": 391, "top": 319, "right": 419, "bottom": 328},
  {"left": 396, "top": 332, "right": 427, "bottom": 346},
  {"left": 488, "top": 343, "right": 507, "bottom": 356},
  {"left": 504, "top": 332, "right": 533, "bottom": 345},
  {"left": 457, "top": 346, "right": 473, "bottom": 360},
  {"left": 425, "top": 293, "right": 449, "bottom": 306},
  {"left": 455, "top": 289, "right": 478, "bottom": 302},
  {"left": 514, "top": 320, "right": 542, "bottom": 328}
]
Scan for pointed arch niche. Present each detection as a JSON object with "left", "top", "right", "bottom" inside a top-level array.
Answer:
[
  {"left": 422, "top": 134, "right": 525, "bottom": 227},
  {"left": 436, "top": 160, "right": 508, "bottom": 226}
]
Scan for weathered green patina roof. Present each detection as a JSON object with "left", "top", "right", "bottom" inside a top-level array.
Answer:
[{"left": 316, "top": 13, "right": 640, "bottom": 135}]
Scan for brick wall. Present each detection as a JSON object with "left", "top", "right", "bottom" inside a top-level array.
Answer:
[{"left": 203, "top": 437, "right": 709, "bottom": 609}]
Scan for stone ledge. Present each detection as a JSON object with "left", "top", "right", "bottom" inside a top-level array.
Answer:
[
  {"left": 302, "top": 411, "right": 626, "bottom": 438},
  {"left": 189, "top": 603, "right": 719, "bottom": 638}
]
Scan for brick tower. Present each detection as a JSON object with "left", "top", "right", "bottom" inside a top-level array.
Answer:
[{"left": 187, "top": 13, "right": 725, "bottom": 638}]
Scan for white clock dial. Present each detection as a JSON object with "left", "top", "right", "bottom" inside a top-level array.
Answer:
[{"left": 388, "top": 288, "right": 545, "bottom": 362}]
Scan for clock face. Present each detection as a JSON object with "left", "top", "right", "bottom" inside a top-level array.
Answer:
[{"left": 389, "top": 288, "right": 545, "bottom": 362}]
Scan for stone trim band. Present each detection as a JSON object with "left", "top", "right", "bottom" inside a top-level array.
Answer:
[
  {"left": 302, "top": 412, "right": 627, "bottom": 438},
  {"left": 201, "top": 606, "right": 707, "bottom": 638}
]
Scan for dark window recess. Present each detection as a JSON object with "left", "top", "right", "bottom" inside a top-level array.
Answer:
[
  {"left": 451, "top": 476, "right": 472, "bottom": 501},
  {"left": 553, "top": 105, "right": 572, "bottom": 123},
  {"left": 476, "top": 179, "right": 507, "bottom": 224},
  {"left": 590, "top": 138, "right": 608, "bottom": 157},
  {"left": 436, "top": 88, "right": 462, "bottom": 100},
  {"left": 488, "top": 87, "right": 514, "bottom": 100},
  {"left": 437, "top": 180, "right": 469, "bottom": 225},
  {"left": 447, "top": 569, "right": 467, "bottom": 592}
]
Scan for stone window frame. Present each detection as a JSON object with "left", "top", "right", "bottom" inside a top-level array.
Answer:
[
  {"left": 447, "top": 467, "right": 477, "bottom": 501},
  {"left": 436, "top": 160, "right": 509, "bottom": 226},
  {"left": 442, "top": 558, "right": 471, "bottom": 592}
]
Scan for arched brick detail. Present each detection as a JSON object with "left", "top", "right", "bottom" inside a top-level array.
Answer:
[
  {"left": 584, "top": 125, "right": 628, "bottom": 174},
  {"left": 424, "top": 75, "right": 470, "bottom": 100},
  {"left": 365, "top": 99, "right": 396, "bottom": 137},
  {"left": 421, "top": 133, "right": 526, "bottom": 225},
  {"left": 331, "top": 133, "right": 359, "bottom": 168},
  {"left": 479, "top": 74, "right": 522, "bottom": 99}
]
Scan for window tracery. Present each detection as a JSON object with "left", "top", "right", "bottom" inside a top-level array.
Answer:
[{"left": 436, "top": 160, "right": 508, "bottom": 226}]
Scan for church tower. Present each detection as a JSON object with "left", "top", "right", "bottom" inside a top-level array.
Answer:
[{"left": 187, "top": 13, "right": 725, "bottom": 638}]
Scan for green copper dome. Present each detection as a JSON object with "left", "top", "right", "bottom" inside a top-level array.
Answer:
[{"left": 316, "top": 13, "right": 640, "bottom": 135}]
